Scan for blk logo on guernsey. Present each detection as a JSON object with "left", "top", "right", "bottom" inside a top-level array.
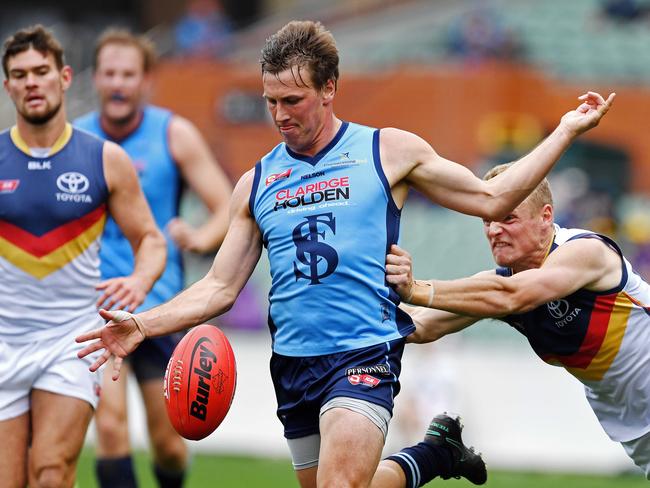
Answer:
[
  {"left": 0, "top": 179, "right": 19, "bottom": 193},
  {"left": 28, "top": 160, "right": 51, "bottom": 170}
]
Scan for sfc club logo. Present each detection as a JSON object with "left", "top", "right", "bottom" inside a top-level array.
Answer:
[{"left": 292, "top": 212, "right": 338, "bottom": 285}]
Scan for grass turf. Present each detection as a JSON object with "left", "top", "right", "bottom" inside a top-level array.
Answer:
[{"left": 75, "top": 450, "right": 646, "bottom": 487}]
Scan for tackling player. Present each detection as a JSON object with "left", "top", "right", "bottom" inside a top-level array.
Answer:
[{"left": 386, "top": 163, "right": 650, "bottom": 479}]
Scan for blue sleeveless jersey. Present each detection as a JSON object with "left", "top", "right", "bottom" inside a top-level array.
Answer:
[
  {"left": 249, "top": 122, "right": 414, "bottom": 356},
  {"left": 75, "top": 106, "right": 183, "bottom": 310}
]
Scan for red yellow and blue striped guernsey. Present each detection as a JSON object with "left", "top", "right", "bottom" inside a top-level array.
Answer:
[
  {"left": 498, "top": 225, "right": 650, "bottom": 442},
  {"left": 0, "top": 124, "right": 108, "bottom": 342}
]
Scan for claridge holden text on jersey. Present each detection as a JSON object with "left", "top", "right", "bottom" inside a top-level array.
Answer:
[
  {"left": 275, "top": 176, "right": 349, "bottom": 200},
  {"left": 274, "top": 187, "right": 350, "bottom": 211}
]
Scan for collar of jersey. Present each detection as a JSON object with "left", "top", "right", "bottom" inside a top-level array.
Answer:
[
  {"left": 10, "top": 122, "right": 73, "bottom": 157},
  {"left": 285, "top": 121, "right": 349, "bottom": 166}
]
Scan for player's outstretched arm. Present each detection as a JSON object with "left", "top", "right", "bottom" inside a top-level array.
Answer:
[
  {"left": 383, "top": 92, "right": 615, "bottom": 221},
  {"left": 98, "top": 141, "right": 167, "bottom": 311},
  {"left": 166, "top": 116, "right": 233, "bottom": 253},
  {"left": 388, "top": 238, "right": 619, "bottom": 318},
  {"left": 77, "top": 169, "right": 263, "bottom": 378}
]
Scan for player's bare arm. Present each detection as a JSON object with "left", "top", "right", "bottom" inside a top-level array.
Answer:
[
  {"left": 401, "top": 302, "right": 479, "bottom": 344},
  {"left": 167, "top": 115, "right": 233, "bottom": 253},
  {"left": 97, "top": 141, "right": 166, "bottom": 311},
  {"left": 381, "top": 91, "right": 615, "bottom": 220},
  {"left": 77, "top": 169, "right": 262, "bottom": 378},
  {"left": 388, "top": 238, "right": 621, "bottom": 318}
]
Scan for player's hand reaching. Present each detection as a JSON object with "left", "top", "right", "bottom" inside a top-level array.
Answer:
[
  {"left": 76, "top": 309, "right": 147, "bottom": 380},
  {"left": 386, "top": 244, "right": 415, "bottom": 301},
  {"left": 168, "top": 217, "right": 211, "bottom": 253},
  {"left": 96, "top": 275, "right": 151, "bottom": 312},
  {"left": 560, "top": 91, "right": 616, "bottom": 137}
]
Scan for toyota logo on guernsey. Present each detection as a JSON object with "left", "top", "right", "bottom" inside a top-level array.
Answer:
[
  {"left": 546, "top": 299, "right": 570, "bottom": 319},
  {"left": 56, "top": 172, "right": 92, "bottom": 203},
  {"left": 547, "top": 299, "right": 582, "bottom": 328}
]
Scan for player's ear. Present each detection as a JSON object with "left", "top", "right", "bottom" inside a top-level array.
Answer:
[
  {"left": 542, "top": 203, "right": 554, "bottom": 224},
  {"left": 322, "top": 78, "right": 336, "bottom": 104},
  {"left": 61, "top": 65, "right": 73, "bottom": 90}
]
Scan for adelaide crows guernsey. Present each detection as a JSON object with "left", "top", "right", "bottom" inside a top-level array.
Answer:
[
  {"left": 498, "top": 225, "right": 650, "bottom": 441},
  {"left": 0, "top": 124, "right": 108, "bottom": 342},
  {"left": 250, "top": 122, "right": 414, "bottom": 357},
  {"left": 75, "top": 106, "right": 183, "bottom": 310}
]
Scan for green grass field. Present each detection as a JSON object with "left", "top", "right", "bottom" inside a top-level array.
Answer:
[{"left": 75, "top": 450, "right": 647, "bottom": 487}]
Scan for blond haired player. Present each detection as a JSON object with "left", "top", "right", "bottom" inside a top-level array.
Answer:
[{"left": 387, "top": 163, "right": 650, "bottom": 479}]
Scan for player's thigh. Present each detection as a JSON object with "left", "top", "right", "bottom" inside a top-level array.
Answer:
[
  {"left": 29, "top": 390, "right": 93, "bottom": 481},
  {"left": 95, "top": 362, "right": 131, "bottom": 455},
  {"left": 0, "top": 412, "right": 30, "bottom": 488},
  {"left": 96, "top": 362, "right": 130, "bottom": 422},
  {"left": 318, "top": 406, "right": 385, "bottom": 486},
  {"left": 139, "top": 378, "right": 186, "bottom": 449}
]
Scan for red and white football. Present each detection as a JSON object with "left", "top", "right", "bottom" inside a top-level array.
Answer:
[{"left": 164, "top": 324, "right": 237, "bottom": 440}]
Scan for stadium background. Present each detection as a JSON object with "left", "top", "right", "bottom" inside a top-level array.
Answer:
[{"left": 3, "top": 0, "right": 650, "bottom": 484}]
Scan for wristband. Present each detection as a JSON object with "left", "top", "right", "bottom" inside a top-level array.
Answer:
[
  {"left": 410, "top": 280, "right": 435, "bottom": 307},
  {"left": 111, "top": 310, "right": 147, "bottom": 339}
]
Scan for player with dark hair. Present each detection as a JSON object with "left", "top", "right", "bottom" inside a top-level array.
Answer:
[
  {"left": 77, "top": 20, "right": 614, "bottom": 488},
  {"left": 0, "top": 25, "right": 165, "bottom": 487},
  {"left": 386, "top": 162, "right": 650, "bottom": 479},
  {"left": 75, "top": 28, "right": 232, "bottom": 488}
]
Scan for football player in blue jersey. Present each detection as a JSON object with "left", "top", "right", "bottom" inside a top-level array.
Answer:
[
  {"left": 0, "top": 25, "right": 166, "bottom": 488},
  {"left": 386, "top": 163, "right": 650, "bottom": 480},
  {"left": 77, "top": 20, "right": 614, "bottom": 488},
  {"left": 75, "top": 29, "right": 232, "bottom": 488}
]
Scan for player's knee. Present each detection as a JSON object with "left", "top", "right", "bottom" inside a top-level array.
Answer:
[
  {"left": 317, "top": 466, "right": 368, "bottom": 488},
  {"left": 95, "top": 411, "right": 129, "bottom": 449},
  {"left": 318, "top": 474, "right": 366, "bottom": 488},
  {"left": 31, "top": 463, "right": 68, "bottom": 488},
  {"left": 152, "top": 436, "right": 188, "bottom": 469}
]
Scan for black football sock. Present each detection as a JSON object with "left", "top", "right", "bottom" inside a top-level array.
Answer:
[
  {"left": 96, "top": 455, "right": 138, "bottom": 488},
  {"left": 153, "top": 463, "right": 186, "bottom": 488},
  {"left": 385, "top": 442, "right": 454, "bottom": 488}
]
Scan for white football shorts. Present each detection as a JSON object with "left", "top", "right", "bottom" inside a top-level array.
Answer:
[
  {"left": 622, "top": 430, "right": 650, "bottom": 479},
  {"left": 0, "top": 316, "right": 103, "bottom": 421}
]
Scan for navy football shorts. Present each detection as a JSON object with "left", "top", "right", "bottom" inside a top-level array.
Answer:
[
  {"left": 270, "top": 338, "right": 406, "bottom": 439},
  {"left": 129, "top": 332, "right": 185, "bottom": 382}
]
